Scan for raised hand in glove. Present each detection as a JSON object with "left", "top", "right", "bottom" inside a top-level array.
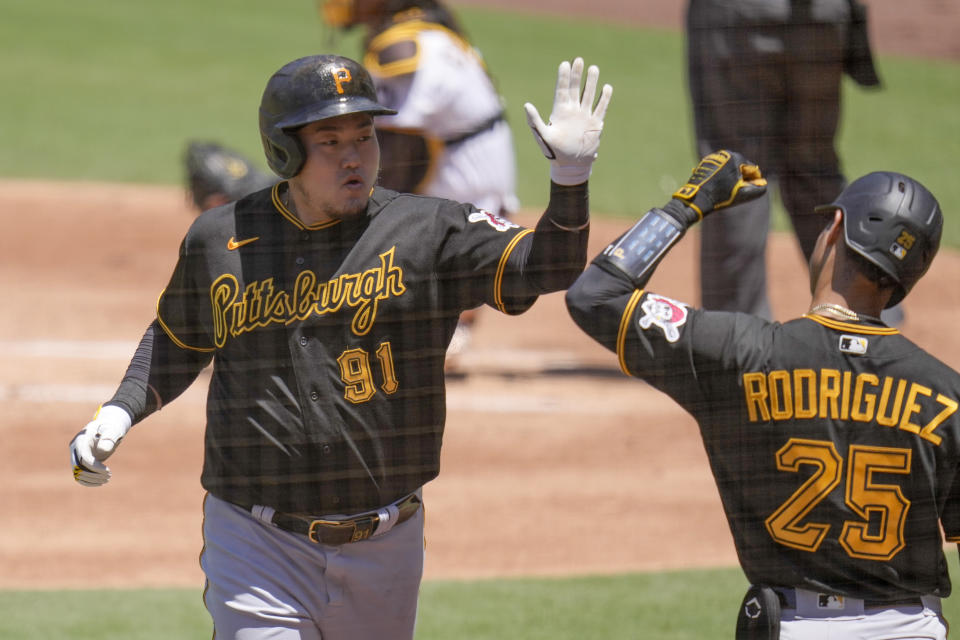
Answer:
[
  {"left": 69, "top": 404, "right": 132, "bottom": 487},
  {"left": 524, "top": 57, "right": 613, "bottom": 186},
  {"left": 664, "top": 150, "right": 767, "bottom": 224}
]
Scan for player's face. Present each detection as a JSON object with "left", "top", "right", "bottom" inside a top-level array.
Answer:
[{"left": 292, "top": 112, "right": 380, "bottom": 222}]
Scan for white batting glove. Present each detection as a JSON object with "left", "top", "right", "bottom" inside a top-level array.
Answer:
[
  {"left": 524, "top": 57, "right": 613, "bottom": 186},
  {"left": 69, "top": 404, "right": 133, "bottom": 487}
]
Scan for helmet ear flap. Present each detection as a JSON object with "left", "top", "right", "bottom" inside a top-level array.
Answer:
[{"left": 260, "top": 127, "right": 305, "bottom": 179}]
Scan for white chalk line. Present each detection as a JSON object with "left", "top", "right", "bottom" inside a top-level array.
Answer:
[{"left": 0, "top": 340, "right": 627, "bottom": 414}]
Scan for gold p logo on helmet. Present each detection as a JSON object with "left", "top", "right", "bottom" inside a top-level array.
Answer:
[
  {"left": 320, "top": 0, "right": 354, "bottom": 27},
  {"left": 331, "top": 67, "right": 353, "bottom": 94}
]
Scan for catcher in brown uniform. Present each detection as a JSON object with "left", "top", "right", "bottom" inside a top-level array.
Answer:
[{"left": 566, "top": 151, "right": 958, "bottom": 639}]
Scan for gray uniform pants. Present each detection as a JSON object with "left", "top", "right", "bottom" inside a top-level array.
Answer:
[
  {"left": 686, "top": 0, "right": 849, "bottom": 317},
  {"left": 201, "top": 492, "right": 425, "bottom": 639}
]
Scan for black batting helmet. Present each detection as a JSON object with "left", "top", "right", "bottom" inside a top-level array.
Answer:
[
  {"left": 259, "top": 54, "right": 396, "bottom": 178},
  {"left": 814, "top": 171, "right": 943, "bottom": 308}
]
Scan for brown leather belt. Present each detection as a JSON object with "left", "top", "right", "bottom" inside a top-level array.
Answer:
[{"left": 246, "top": 494, "right": 422, "bottom": 545}]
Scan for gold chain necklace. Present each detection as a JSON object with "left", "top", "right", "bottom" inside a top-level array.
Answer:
[{"left": 809, "top": 303, "right": 860, "bottom": 321}]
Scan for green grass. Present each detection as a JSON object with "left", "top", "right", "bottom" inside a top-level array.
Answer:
[
  {"left": 0, "top": 568, "right": 746, "bottom": 639},
  {"left": 416, "top": 569, "right": 749, "bottom": 639},
  {"left": 3, "top": 1, "right": 958, "bottom": 243},
  {"left": 8, "top": 553, "right": 960, "bottom": 639},
  {"left": 3, "top": 2, "right": 960, "bottom": 635}
]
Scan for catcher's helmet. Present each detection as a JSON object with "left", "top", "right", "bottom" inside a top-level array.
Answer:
[
  {"left": 184, "top": 141, "right": 277, "bottom": 210},
  {"left": 320, "top": 0, "right": 360, "bottom": 28},
  {"left": 259, "top": 54, "right": 396, "bottom": 178},
  {"left": 319, "top": 0, "right": 458, "bottom": 31},
  {"left": 814, "top": 171, "right": 943, "bottom": 308}
]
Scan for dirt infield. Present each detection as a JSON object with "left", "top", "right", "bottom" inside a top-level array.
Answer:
[
  {"left": 3, "top": 1, "right": 957, "bottom": 591},
  {"left": 2, "top": 180, "right": 959, "bottom": 589}
]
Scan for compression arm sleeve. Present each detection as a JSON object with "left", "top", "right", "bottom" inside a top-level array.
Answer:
[
  {"left": 590, "top": 200, "right": 695, "bottom": 290},
  {"left": 564, "top": 200, "right": 698, "bottom": 351},
  {"left": 501, "top": 181, "right": 589, "bottom": 297},
  {"left": 106, "top": 320, "right": 212, "bottom": 424}
]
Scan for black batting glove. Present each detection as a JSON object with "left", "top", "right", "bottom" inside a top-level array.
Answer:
[{"left": 662, "top": 150, "right": 767, "bottom": 225}]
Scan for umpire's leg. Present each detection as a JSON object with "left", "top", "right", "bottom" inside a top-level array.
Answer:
[{"left": 699, "top": 188, "right": 773, "bottom": 319}]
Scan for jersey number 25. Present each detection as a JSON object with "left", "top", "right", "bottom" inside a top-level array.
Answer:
[{"left": 765, "top": 438, "right": 910, "bottom": 561}]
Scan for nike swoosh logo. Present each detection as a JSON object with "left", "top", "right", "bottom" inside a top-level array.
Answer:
[{"left": 227, "top": 236, "right": 259, "bottom": 250}]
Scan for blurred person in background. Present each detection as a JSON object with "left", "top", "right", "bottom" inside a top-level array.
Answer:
[
  {"left": 320, "top": 0, "right": 520, "bottom": 371},
  {"left": 685, "top": 0, "right": 886, "bottom": 321}
]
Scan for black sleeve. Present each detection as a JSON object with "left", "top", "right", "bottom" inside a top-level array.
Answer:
[
  {"left": 498, "top": 182, "right": 590, "bottom": 302},
  {"left": 939, "top": 461, "right": 960, "bottom": 545},
  {"left": 107, "top": 320, "right": 213, "bottom": 424},
  {"left": 565, "top": 263, "right": 637, "bottom": 353}
]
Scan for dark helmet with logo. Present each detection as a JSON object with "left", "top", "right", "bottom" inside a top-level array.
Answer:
[
  {"left": 259, "top": 54, "right": 396, "bottom": 178},
  {"left": 815, "top": 171, "right": 943, "bottom": 308}
]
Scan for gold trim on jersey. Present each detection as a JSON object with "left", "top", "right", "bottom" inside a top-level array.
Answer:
[
  {"left": 156, "top": 290, "right": 216, "bottom": 353},
  {"left": 617, "top": 289, "right": 645, "bottom": 376},
  {"left": 271, "top": 182, "right": 342, "bottom": 231},
  {"left": 803, "top": 313, "right": 900, "bottom": 335},
  {"left": 493, "top": 229, "right": 534, "bottom": 313},
  {"left": 364, "top": 20, "right": 479, "bottom": 78}
]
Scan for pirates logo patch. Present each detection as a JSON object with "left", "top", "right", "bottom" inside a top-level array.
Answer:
[
  {"left": 638, "top": 294, "right": 689, "bottom": 342},
  {"left": 468, "top": 209, "right": 518, "bottom": 232}
]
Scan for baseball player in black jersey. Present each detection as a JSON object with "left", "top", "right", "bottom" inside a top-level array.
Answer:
[
  {"left": 565, "top": 151, "right": 957, "bottom": 639},
  {"left": 68, "top": 54, "right": 611, "bottom": 639}
]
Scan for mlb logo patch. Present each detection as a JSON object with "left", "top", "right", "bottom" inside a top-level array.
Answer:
[
  {"left": 468, "top": 210, "right": 519, "bottom": 232},
  {"left": 638, "top": 294, "right": 688, "bottom": 343},
  {"left": 890, "top": 229, "right": 916, "bottom": 261},
  {"left": 817, "top": 594, "right": 845, "bottom": 610},
  {"left": 839, "top": 335, "right": 868, "bottom": 355}
]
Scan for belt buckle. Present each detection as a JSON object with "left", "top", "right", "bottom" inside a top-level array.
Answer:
[{"left": 308, "top": 515, "right": 378, "bottom": 544}]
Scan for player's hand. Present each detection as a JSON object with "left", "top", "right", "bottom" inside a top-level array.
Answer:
[
  {"left": 669, "top": 150, "right": 767, "bottom": 222},
  {"left": 524, "top": 57, "right": 613, "bottom": 186},
  {"left": 69, "top": 405, "right": 132, "bottom": 487}
]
